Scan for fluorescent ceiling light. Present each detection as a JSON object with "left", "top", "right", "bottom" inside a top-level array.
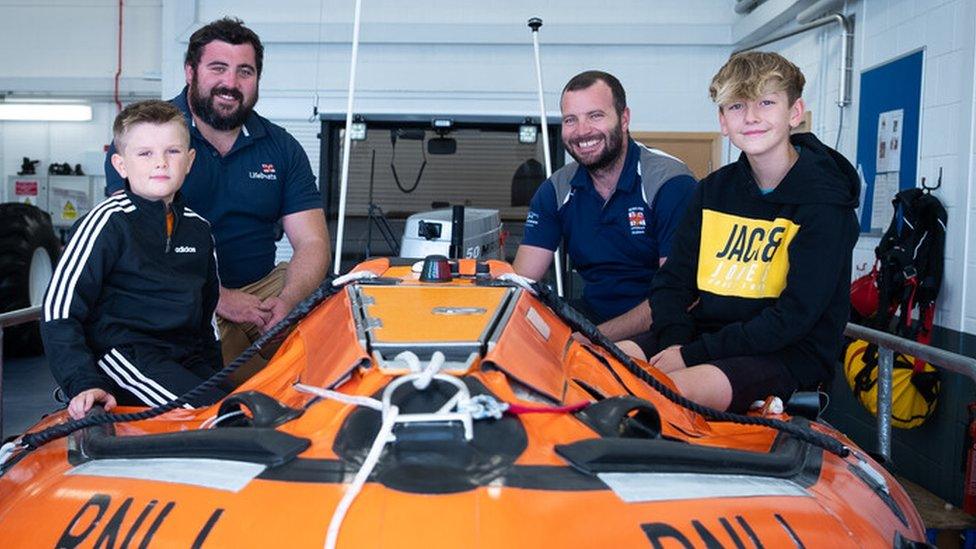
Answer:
[{"left": 0, "top": 103, "right": 93, "bottom": 122}]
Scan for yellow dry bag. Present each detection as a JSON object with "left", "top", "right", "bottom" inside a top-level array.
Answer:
[{"left": 844, "top": 339, "right": 939, "bottom": 429}]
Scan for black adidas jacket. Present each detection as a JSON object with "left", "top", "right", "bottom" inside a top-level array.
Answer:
[
  {"left": 41, "top": 189, "right": 221, "bottom": 398},
  {"left": 650, "top": 133, "right": 860, "bottom": 388}
]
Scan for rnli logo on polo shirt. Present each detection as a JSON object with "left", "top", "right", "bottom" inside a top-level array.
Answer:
[
  {"left": 697, "top": 210, "right": 800, "bottom": 298},
  {"left": 627, "top": 207, "right": 646, "bottom": 235},
  {"left": 249, "top": 163, "right": 278, "bottom": 181}
]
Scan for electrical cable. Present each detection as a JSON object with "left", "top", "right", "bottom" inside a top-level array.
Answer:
[
  {"left": 835, "top": 104, "right": 845, "bottom": 150},
  {"left": 309, "top": 0, "right": 327, "bottom": 121},
  {"left": 390, "top": 131, "right": 427, "bottom": 194}
]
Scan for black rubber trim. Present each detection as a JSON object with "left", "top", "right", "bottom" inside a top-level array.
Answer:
[
  {"left": 892, "top": 531, "right": 935, "bottom": 548},
  {"left": 573, "top": 396, "right": 661, "bottom": 439},
  {"left": 579, "top": 345, "right": 636, "bottom": 396},
  {"left": 572, "top": 378, "right": 608, "bottom": 401},
  {"left": 68, "top": 424, "right": 310, "bottom": 468},
  {"left": 255, "top": 459, "right": 606, "bottom": 491},
  {"left": 848, "top": 461, "right": 909, "bottom": 528},
  {"left": 358, "top": 277, "right": 402, "bottom": 285},
  {"left": 556, "top": 429, "right": 823, "bottom": 488},
  {"left": 217, "top": 391, "right": 304, "bottom": 428},
  {"left": 385, "top": 257, "right": 422, "bottom": 266}
]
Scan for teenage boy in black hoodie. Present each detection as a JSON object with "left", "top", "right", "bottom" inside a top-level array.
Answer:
[{"left": 630, "top": 52, "right": 859, "bottom": 412}]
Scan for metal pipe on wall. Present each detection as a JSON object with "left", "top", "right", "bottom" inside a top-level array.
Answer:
[
  {"left": 734, "top": 0, "right": 765, "bottom": 15},
  {"left": 733, "top": 12, "right": 853, "bottom": 107}
]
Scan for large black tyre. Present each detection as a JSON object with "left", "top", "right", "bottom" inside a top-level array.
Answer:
[{"left": 0, "top": 203, "right": 61, "bottom": 356}]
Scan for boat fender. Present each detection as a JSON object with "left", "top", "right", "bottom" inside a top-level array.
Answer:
[
  {"left": 216, "top": 391, "right": 304, "bottom": 428},
  {"left": 574, "top": 396, "right": 661, "bottom": 439}
]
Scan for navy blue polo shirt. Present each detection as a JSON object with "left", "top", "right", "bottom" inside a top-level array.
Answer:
[
  {"left": 106, "top": 88, "right": 322, "bottom": 289},
  {"left": 522, "top": 140, "right": 695, "bottom": 322}
]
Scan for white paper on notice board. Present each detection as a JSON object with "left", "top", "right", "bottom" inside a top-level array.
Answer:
[
  {"left": 876, "top": 109, "right": 904, "bottom": 173},
  {"left": 871, "top": 172, "right": 899, "bottom": 230}
]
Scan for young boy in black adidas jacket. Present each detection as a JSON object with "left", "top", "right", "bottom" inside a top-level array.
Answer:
[
  {"left": 42, "top": 101, "right": 225, "bottom": 419},
  {"left": 633, "top": 52, "right": 859, "bottom": 412}
]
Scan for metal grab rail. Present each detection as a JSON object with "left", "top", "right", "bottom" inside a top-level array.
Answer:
[
  {"left": 0, "top": 305, "right": 42, "bottom": 440},
  {"left": 844, "top": 322, "right": 976, "bottom": 462}
]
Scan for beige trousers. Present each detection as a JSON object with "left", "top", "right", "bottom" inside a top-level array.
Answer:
[{"left": 218, "top": 262, "right": 289, "bottom": 386}]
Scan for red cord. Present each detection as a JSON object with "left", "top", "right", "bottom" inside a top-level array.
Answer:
[
  {"left": 505, "top": 401, "right": 589, "bottom": 415},
  {"left": 114, "top": 0, "right": 124, "bottom": 112}
]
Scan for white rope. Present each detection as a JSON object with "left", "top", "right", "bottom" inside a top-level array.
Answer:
[
  {"left": 498, "top": 272, "right": 538, "bottom": 294},
  {"left": 324, "top": 404, "right": 398, "bottom": 549},
  {"left": 294, "top": 383, "right": 383, "bottom": 411},
  {"left": 401, "top": 351, "right": 444, "bottom": 390},
  {"left": 301, "top": 365, "right": 476, "bottom": 549},
  {"left": 199, "top": 410, "right": 245, "bottom": 430},
  {"left": 332, "top": 270, "right": 377, "bottom": 287},
  {"left": 392, "top": 350, "right": 420, "bottom": 371},
  {"left": 0, "top": 441, "right": 23, "bottom": 467}
]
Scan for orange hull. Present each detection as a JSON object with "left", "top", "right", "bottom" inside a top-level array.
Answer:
[{"left": 0, "top": 259, "right": 927, "bottom": 548}]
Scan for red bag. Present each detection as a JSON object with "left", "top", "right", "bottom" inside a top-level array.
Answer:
[{"left": 850, "top": 263, "right": 879, "bottom": 319}]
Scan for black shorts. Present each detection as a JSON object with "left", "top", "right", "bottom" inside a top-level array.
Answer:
[
  {"left": 629, "top": 330, "right": 797, "bottom": 413},
  {"left": 710, "top": 355, "right": 798, "bottom": 413}
]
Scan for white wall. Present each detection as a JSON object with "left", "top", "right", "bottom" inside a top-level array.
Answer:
[
  {"left": 0, "top": 0, "right": 162, "bottom": 178},
  {"left": 163, "top": 0, "right": 736, "bottom": 132}
]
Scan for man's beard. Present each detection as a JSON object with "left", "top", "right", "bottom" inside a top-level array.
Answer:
[
  {"left": 189, "top": 72, "right": 257, "bottom": 131},
  {"left": 566, "top": 121, "right": 625, "bottom": 172}
]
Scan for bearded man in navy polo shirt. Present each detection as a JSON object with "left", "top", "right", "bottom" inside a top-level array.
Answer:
[
  {"left": 106, "top": 18, "right": 330, "bottom": 374},
  {"left": 514, "top": 71, "right": 696, "bottom": 341}
]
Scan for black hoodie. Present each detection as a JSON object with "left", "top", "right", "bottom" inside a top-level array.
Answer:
[
  {"left": 650, "top": 133, "right": 860, "bottom": 388},
  {"left": 42, "top": 189, "right": 221, "bottom": 398}
]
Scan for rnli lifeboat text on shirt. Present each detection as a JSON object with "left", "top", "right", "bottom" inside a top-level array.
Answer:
[{"left": 697, "top": 210, "right": 800, "bottom": 299}]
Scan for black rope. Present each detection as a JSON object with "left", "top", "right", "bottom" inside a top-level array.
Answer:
[
  {"left": 529, "top": 282, "right": 850, "bottom": 458},
  {"left": 20, "top": 276, "right": 343, "bottom": 450},
  {"left": 390, "top": 134, "right": 426, "bottom": 194}
]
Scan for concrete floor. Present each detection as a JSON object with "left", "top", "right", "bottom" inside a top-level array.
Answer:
[{"left": 1, "top": 354, "right": 60, "bottom": 439}]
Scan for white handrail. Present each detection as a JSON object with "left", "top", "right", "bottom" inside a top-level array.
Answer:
[
  {"left": 528, "top": 17, "right": 564, "bottom": 297},
  {"left": 332, "top": 0, "right": 365, "bottom": 275}
]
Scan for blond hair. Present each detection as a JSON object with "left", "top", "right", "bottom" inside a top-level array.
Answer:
[
  {"left": 709, "top": 51, "right": 805, "bottom": 108},
  {"left": 112, "top": 100, "right": 189, "bottom": 152}
]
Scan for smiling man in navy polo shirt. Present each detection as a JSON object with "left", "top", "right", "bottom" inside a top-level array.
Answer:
[
  {"left": 106, "top": 18, "right": 330, "bottom": 372},
  {"left": 514, "top": 71, "right": 696, "bottom": 341}
]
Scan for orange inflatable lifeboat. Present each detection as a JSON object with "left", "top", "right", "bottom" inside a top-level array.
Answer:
[{"left": 0, "top": 257, "right": 928, "bottom": 548}]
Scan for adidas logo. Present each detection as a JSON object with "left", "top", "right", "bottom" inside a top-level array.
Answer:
[{"left": 174, "top": 246, "right": 197, "bottom": 254}]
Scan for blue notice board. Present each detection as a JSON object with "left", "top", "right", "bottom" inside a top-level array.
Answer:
[{"left": 855, "top": 50, "right": 924, "bottom": 232}]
